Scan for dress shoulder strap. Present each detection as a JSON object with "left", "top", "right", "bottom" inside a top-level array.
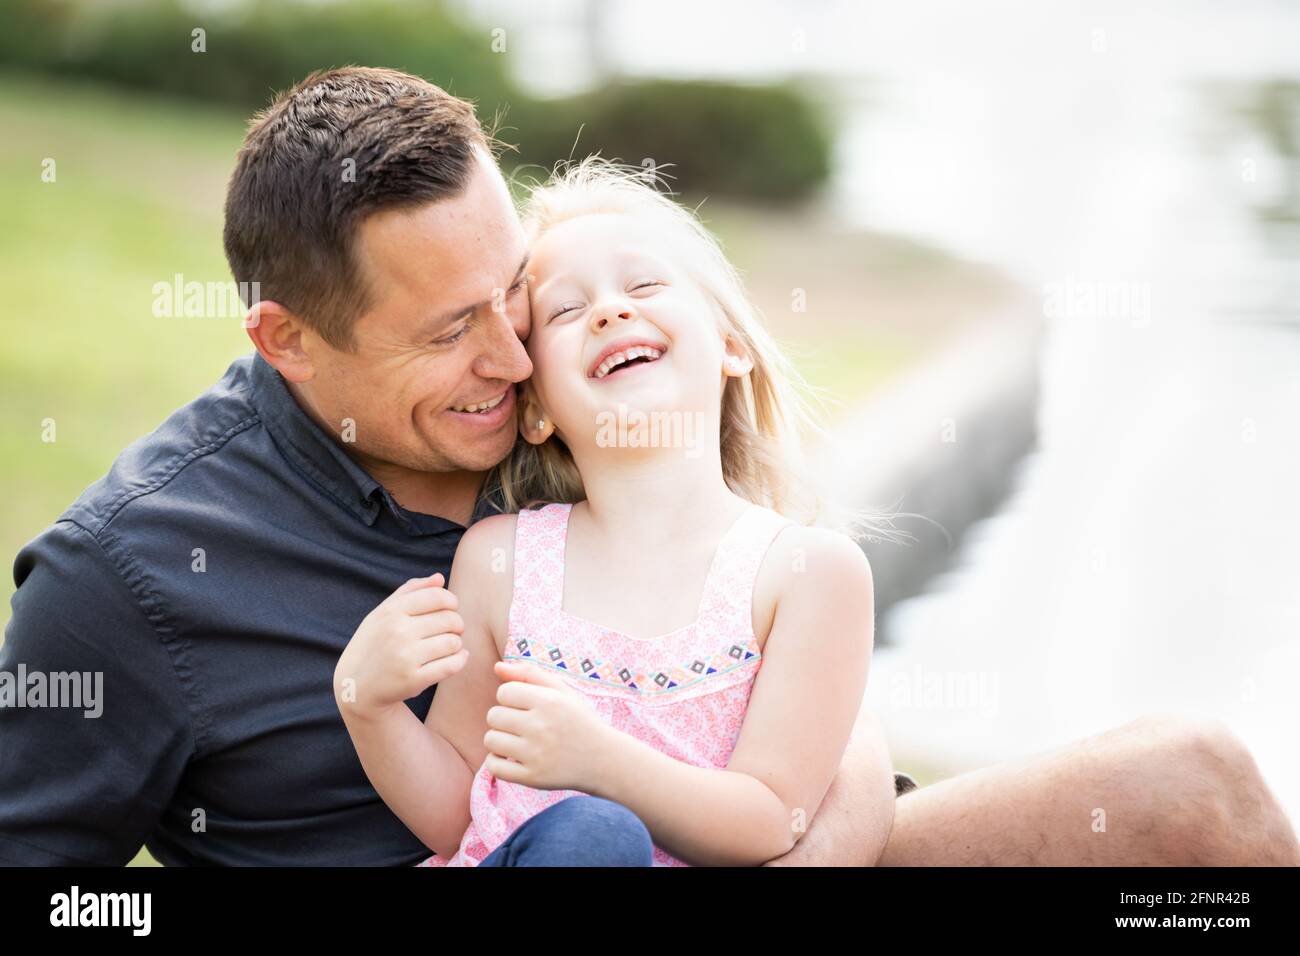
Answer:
[
  {"left": 695, "top": 506, "right": 795, "bottom": 638},
  {"left": 508, "top": 502, "right": 572, "bottom": 631}
]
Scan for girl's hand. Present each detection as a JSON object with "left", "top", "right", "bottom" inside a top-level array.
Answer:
[
  {"left": 333, "top": 573, "right": 468, "bottom": 720},
  {"left": 483, "top": 660, "right": 616, "bottom": 792}
]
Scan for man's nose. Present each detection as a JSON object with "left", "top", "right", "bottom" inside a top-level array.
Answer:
[
  {"left": 590, "top": 302, "right": 635, "bottom": 333},
  {"left": 477, "top": 308, "right": 533, "bottom": 384}
]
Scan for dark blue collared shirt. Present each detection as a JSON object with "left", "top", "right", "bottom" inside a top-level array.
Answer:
[{"left": 1, "top": 352, "right": 499, "bottom": 865}]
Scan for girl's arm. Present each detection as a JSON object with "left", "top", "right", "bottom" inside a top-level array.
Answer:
[
  {"left": 423, "top": 515, "right": 517, "bottom": 816},
  {"left": 334, "top": 515, "right": 514, "bottom": 858},
  {"left": 590, "top": 526, "right": 877, "bottom": 865},
  {"left": 485, "top": 525, "right": 878, "bottom": 866}
]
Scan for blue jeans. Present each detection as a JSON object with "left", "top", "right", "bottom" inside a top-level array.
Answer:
[{"left": 478, "top": 795, "right": 654, "bottom": 867}]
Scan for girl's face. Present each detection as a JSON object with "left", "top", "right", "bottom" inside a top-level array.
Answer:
[{"left": 522, "top": 212, "right": 750, "bottom": 451}]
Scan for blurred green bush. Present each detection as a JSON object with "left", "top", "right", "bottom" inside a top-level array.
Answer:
[
  {"left": 504, "top": 79, "right": 832, "bottom": 201},
  {"left": 0, "top": 0, "right": 515, "bottom": 114},
  {"left": 0, "top": 0, "right": 831, "bottom": 200}
]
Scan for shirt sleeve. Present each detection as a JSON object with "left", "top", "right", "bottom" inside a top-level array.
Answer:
[{"left": 0, "top": 520, "right": 195, "bottom": 865}]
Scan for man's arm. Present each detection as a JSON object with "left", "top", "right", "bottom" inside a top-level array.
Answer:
[
  {"left": 0, "top": 521, "right": 194, "bottom": 865},
  {"left": 762, "top": 703, "right": 898, "bottom": 866}
]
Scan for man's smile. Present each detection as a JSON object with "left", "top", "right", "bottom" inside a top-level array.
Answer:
[
  {"left": 449, "top": 390, "right": 508, "bottom": 413},
  {"left": 445, "top": 385, "right": 515, "bottom": 428}
]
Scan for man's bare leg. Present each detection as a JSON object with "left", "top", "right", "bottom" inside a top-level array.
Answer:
[
  {"left": 880, "top": 714, "right": 1300, "bottom": 865},
  {"left": 768, "top": 710, "right": 1299, "bottom": 866}
]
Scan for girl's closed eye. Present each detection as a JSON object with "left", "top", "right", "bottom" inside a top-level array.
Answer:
[{"left": 547, "top": 300, "right": 586, "bottom": 323}]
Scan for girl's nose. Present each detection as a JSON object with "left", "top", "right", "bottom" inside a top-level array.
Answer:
[{"left": 591, "top": 306, "right": 634, "bottom": 331}]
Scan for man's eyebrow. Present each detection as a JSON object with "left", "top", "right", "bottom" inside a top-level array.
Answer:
[{"left": 426, "top": 253, "right": 531, "bottom": 331}]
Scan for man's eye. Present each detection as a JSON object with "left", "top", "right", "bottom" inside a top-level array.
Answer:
[{"left": 434, "top": 318, "right": 472, "bottom": 345}]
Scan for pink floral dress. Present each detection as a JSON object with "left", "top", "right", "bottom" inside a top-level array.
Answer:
[{"left": 419, "top": 501, "right": 792, "bottom": 867}]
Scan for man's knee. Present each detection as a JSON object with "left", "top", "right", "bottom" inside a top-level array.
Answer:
[
  {"left": 1119, "top": 712, "right": 1296, "bottom": 864},
  {"left": 1125, "top": 713, "right": 1257, "bottom": 792},
  {"left": 545, "top": 796, "right": 654, "bottom": 867}
]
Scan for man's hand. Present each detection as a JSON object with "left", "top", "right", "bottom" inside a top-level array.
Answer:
[
  {"left": 333, "top": 573, "right": 467, "bottom": 720},
  {"left": 482, "top": 660, "right": 615, "bottom": 792}
]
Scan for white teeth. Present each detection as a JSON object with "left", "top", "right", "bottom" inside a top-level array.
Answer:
[
  {"left": 593, "top": 346, "right": 663, "bottom": 379},
  {"left": 452, "top": 392, "right": 506, "bottom": 413}
]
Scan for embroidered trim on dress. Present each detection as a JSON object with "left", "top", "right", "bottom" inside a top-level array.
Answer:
[{"left": 503, "top": 635, "right": 762, "bottom": 699}]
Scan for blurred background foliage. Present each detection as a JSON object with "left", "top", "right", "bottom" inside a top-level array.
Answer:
[{"left": 0, "top": 0, "right": 832, "bottom": 200}]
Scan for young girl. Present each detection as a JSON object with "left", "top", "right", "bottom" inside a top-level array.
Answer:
[{"left": 334, "top": 160, "right": 889, "bottom": 866}]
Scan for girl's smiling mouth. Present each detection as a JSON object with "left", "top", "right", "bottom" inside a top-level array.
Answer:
[{"left": 587, "top": 339, "right": 668, "bottom": 380}]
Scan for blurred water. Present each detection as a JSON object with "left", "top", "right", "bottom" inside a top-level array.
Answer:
[
  {"left": 473, "top": 0, "right": 1300, "bottom": 820},
  {"left": 827, "top": 3, "right": 1300, "bottom": 821}
]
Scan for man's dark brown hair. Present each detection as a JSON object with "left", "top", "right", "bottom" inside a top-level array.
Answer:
[{"left": 223, "top": 66, "right": 490, "bottom": 349}]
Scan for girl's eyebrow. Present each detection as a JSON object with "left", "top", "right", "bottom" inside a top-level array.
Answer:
[
  {"left": 619, "top": 249, "right": 671, "bottom": 271},
  {"left": 531, "top": 251, "right": 671, "bottom": 300},
  {"left": 529, "top": 272, "right": 571, "bottom": 301}
]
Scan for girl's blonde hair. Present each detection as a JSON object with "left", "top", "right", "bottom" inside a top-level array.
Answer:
[{"left": 486, "top": 157, "right": 902, "bottom": 541}]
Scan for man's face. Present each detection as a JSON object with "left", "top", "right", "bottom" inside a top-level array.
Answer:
[{"left": 300, "top": 149, "right": 533, "bottom": 477}]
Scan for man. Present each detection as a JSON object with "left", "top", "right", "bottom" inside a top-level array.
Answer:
[{"left": 1, "top": 67, "right": 1295, "bottom": 866}]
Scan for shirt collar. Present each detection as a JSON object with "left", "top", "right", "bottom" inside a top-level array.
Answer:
[{"left": 248, "top": 352, "right": 499, "bottom": 534}]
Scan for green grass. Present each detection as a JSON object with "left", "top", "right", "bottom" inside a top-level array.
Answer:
[
  {"left": 0, "top": 75, "right": 252, "bottom": 602},
  {"left": 1, "top": 74, "right": 1003, "bottom": 865}
]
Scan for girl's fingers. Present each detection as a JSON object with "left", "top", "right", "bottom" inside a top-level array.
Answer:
[
  {"left": 483, "top": 729, "right": 527, "bottom": 763},
  {"left": 413, "top": 648, "right": 468, "bottom": 687},
  {"left": 407, "top": 610, "right": 464, "bottom": 640},
  {"left": 493, "top": 659, "right": 567, "bottom": 690},
  {"left": 484, "top": 704, "right": 529, "bottom": 735},
  {"left": 394, "top": 584, "right": 458, "bottom": 615},
  {"left": 415, "top": 632, "right": 464, "bottom": 665},
  {"left": 392, "top": 572, "right": 444, "bottom": 597},
  {"left": 484, "top": 752, "right": 528, "bottom": 786},
  {"left": 495, "top": 679, "right": 550, "bottom": 710}
]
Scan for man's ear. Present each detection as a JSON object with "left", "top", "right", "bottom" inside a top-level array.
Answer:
[
  {"left": 518, "top": 390, "right": 555, "bottom": 445},
  {"left": 244, "top": 299, "right": 317, "bottom": 384},
  {"left": 721, "top": 337, "right": 754, "bottom": 379}
]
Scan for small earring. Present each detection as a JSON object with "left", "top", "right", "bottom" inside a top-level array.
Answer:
[{"left": 535, "top": 419, "right": 546, "bottom": 431}]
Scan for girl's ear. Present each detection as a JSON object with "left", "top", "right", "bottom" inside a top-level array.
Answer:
[
  {"left": 518, "top": 391, "right": 555, "bottom": 446},
  {"left": 721, "top": 338, "right": 754, "bottom": 379}
]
